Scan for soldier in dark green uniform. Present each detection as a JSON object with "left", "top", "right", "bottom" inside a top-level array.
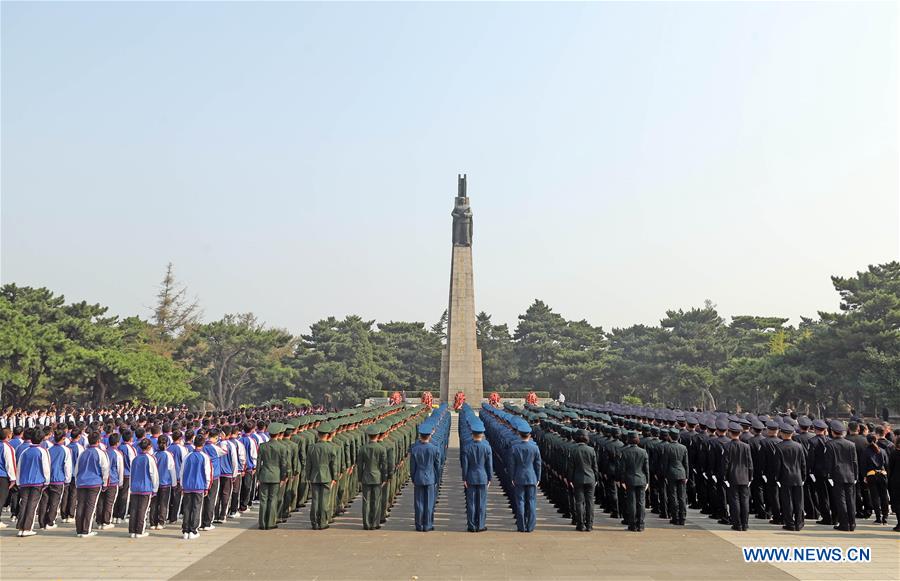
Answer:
[
  {"left": 357, "top": 423, "right": 389, "bottom": 530},
  {"left": 279, "top": 421, "right": 300, "bottom": 522},
  {"left": 660, "top": 428, "right": 689, "bottom": 525},
  {"left": 569, "top": 429, "right": 599, "bottom": 531},
  {"left": 618, "top": 431, "right": 650, "bottom": 532},
  {"left": 256, "top": 423, "right": 287, "bottom": 530},
  {"left": 307, "top": 422, "right": 338, "bottom": 530}
]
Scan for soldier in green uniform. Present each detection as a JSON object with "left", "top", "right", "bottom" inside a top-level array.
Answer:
[
  {"left": 307, "top": 422, "right": 338, "bottom": 530},
  {"left": 618, "top": 431, "right": 650, "bottom": 532},
  {"left": 279, "top": 421, "right": 300, "bottom": 522},
  {"left": 256, "top": 423, "right": 287, "bottom": 530},
  {"left": 297, "top": 416, "right": 319, "bottom": 508},
  {"left": 357, "top": 423, "right": 389, "bottom": 530}
]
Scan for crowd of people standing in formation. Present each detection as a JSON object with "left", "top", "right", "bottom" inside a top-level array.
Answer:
[
  {"left": 489, "top": 401, "right": 899, "bottom": 533},
  {"left": 0, "top": 402, "right": 434, "bottom": 539}
]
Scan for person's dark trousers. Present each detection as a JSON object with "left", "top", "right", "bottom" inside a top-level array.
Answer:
[
  {"left": 279, "top": 476, "right": 295, "bottom": 520},
  {"left": 150, "top": 486, "right": 171, "bottom": 527},
  {"left": 8, "top": 483, "right": 19, "bottom": 518},
  {"left": 513, "top": 484, "right": 537, "bottom": 532},
  {"left": 779, "top": 485, "right": 804, "bottom": 530},
  {"left": 751, "top": 478, "right": 765, "bottom": 517},
  {"left": 0, "top": 476, "right": 11, "bottom": 522},
  {"left": 465, "top": 484, "right": 488, "bottom": 531},
  {"left": 112, "top": 477, "right": 130, "bottom": 520},
  {"left": 815, "top": 479, "right": 833, "bottom": 523},
  {"left": 168, "top": 484, "right": 182, "bottom": 523},
  {"left": 856, "top": 477, "right": 871, "bottom": 517},
  {"left": 309, "top": 483, "right": 329, "bottom": 530},
  {"left": 667, "top": 478, "right": 687, "bottom": 524},
  {"left": 201, "top": 478, "right": 220, "bottom": 528},
  {"left": 215, "top": 477, "right": 233, "bottom": 521},
  {"left": 867, "top": 474, "right": 889, "bottom": 523},
  {"left": 16, "top": 486, "right": 44, "bottom": 532},
  {"left": 60, "top": 480, "right": 77, "bottom": 520},
  {"left": 764, "top": 482, "right": 781, "bottom": 522},
  {"left": 804, "top": 476, "right": 819, "bottom": 519},
  {"left": 257, "top": 482, "right": 280, "bottom": 530},
  {"left": 239, "top": 472, "right": 254, "bottom": 511},
  {"left": 573, "top": 483, "right": 595, "bottom": 530},
  {"left": 129, "top": 493, "right": 152, "bottom": 535},
  {"left": 605, "top": 480, "right": 619, "bottom": 517},
  {"left": 229, "top": 475, "right": 242, "bottom": 515},
  {"left": 75, "top": 487, "right": 101, "bottom": 535},
  {"left": 96, "top": 485, "right": 119, "bottom": 527},
  {"left": 362, "top": 484, "right": 383, "bottom": 530},
  {"left": 727, "top": 484, "right": 750, "bottom": 530},
  {"left": 38, "top": 484, "right": 64, "bottom": 527},
  {"left": 626, "top": 486, "right": 646, "bottom": 531},
  {"left": 830, "top": 483, "right": 856, "bottom": 530},
  {"left": 414, "top": 483, "right": 436, "bottom": 531},
  {"left": 657, "top": 477, "right": 669, "bottom": 518},
  {"left": 686, "top": 472, "right": 697, "bottom": 508},
  {"left": 181, "top": 492, "right": 202, "bottom": 535}
]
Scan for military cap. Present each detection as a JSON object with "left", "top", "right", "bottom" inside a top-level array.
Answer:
[
  {"left": 669, "top": 428, "right": 681, "bottom": 438},
  {"left": 812, "top": 419, "right": 828, "bottom": 430},
  {"left": 685, "top": 415, "right": 698, "bottom": 425},
  {"left": 365, "top": 425, "right": 382, "bottom": 436},
  {"left": 728, "top": 422, "right": 742, "bottom": 433},
  {"left": 417, "top": 424, "right": 432, "bottom": 435},
  {"left": 715, "top": 418, "right": 729, "bottom": 431},
  {"left": 317, "top": 422, "right": 336, "bottom": 434},
  {"left": 779, "top": 424, "right": 794, "bottom": 434},
  {"left": 758, "top": 414, "right": 770, "bottom": 423},
  {"left": 830, "top": 420, "right": 847, "bottom": 433},
  {"left": 515, "top": 419, "right": 532, "bottom": 433},
  {"left": 797, "top": 416, "right": 812, "bottom": 428},
  {"left": 765, "top": 420, "right": 779, "bottom": 430},
  {"left": 268, "top": 422, "right": 285, "bottom": 435},
  {"left": 287, "top": 418, "right": 302, "bottom": 428},
  {"left": 737, "top": 416, "right": 751, "bottom": 427},
  {"left": 750, "top": 417, "right": 765, "bottom": 430},
  {"left": 470, "top": 420, "right": 485, "bottom": 433}
]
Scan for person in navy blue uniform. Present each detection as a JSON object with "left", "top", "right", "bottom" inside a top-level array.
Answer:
[
  {"left": 409, "top": 423, "right": 441, "bottom": 532},
  {"left": 460, "top": 419, "right": 493, "bottom": 532},
  {"left": 509, "top": 419, "right": 542, "bottom": 532}
]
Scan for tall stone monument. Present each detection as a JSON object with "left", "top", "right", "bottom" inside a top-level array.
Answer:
[{"left": 440, "top": 174, "right": 484, "bottom": 404}]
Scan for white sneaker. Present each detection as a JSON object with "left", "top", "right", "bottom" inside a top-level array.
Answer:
[
  {"left": 85, "top": 531, "right": 97, "bottom": 537},
  {"left": 21, "top": 531, "right": 36, "bottom": 537},
  {"left": 130, "top": 533, "right": 136, "bottom": 538},
  {"left": 182, "top": 533, "right": 190, "bottom": 540},
  {"left": 0, "top": 521, "right": 7, "bottom": 528},
  {"left": 188, "top": 532, "right": 199, "bottom": 540},
  {"left": 16, "top": 531, "right": 23, "bottom": 537},
  {"left": 105, "top": 523, "right": 115, "bottom": 529},
  {"left": 61, "top": 518, "right": 72, "bottom": 523},
  {"left": 113, "top": 518, "right": 121, "bottom": 524},
  {"left": 45, "top": 523, "right": 57, "bottom": 529},
  {"left": 229, "top": 512, "right": 240, "bottom": 519}
]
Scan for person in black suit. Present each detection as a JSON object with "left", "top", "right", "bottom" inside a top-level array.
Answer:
[
  {"left": 776, "top": 425, "right": 807, "bottom": 531},
  {"left": 723, "top": 422, "right": 752, "bottom": 531},
  {"left": 824, "top": 420, "right": 858, "bottom": 532},
  {"left": 887, "top": 435, "right": 900, "bottom": 532},
  {"left": 808, "top": 419, "right": 833, "bottom": 525},
  {"left": 846, "top": 422, "right": 871, "bottom": 519},
  {"left": 758, "top": 420, "right": 782, "bottom": 524},
  {"left": 861, "top": 434, "right": 890, "bottom": 525}
]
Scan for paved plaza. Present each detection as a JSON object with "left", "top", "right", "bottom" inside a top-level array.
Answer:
[{"left": 2, "top": 418, "right": 897, "bottom": 580}]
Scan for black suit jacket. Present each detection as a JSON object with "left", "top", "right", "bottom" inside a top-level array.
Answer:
[
  {"left": 824, "top": 437, "right": 858, "bottom": 484},
  {"left": 724, "top": 439, "right": 753, "bottom": 486},
  {"left": 776, "top": 439, "right": 807, "bottom": 486}
]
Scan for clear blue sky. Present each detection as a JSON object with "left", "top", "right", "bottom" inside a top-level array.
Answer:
[{"left": 2, "top": 2, "right": 897, "bottom": 334}]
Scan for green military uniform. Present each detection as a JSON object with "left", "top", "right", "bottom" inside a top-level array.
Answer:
[
  {"left": 280, "top": 424, "right": 300, "bottom": 520},
  {"left": 307, "top": 423, "right": 339, "bottom": 530},
  {"left": 256, "top": 423, "right": 287, "bottom": 530},
  {"left": 296, "top": 418, "right": 318, "bottom": 507},
  {"left": 357, "top": 424, "right": 389, "bottom": 530},
  {"left": 617, "top": 433, "right": 650, "bottom": 532}
]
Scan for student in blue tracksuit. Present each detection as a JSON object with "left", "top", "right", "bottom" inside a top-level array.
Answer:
[
  {"left": 114, "top": 429, "right": 137, "bottom": 523},
  {"left": 0, "top": 427, "right": 18, "bottom": 529},
  {"left": 409, "top": 424, "right": 441, "bottom": 532},
  {"left": 460, "top": 420, "right": 493, "bottom": 532},
  {"left": 74, "top": 431, "right": 110, "bottom": 537},
  {"left": 6, "top": 426, "right": 25, "bottom": 521},
  {"left": 509, "top": 419, "right": 542, "bottom": 533},
  {"left": 97, "top": 432, "right": 124, "bottom": 530},
  {"left": 150, "top": 435, "right": 176, "bottom": 529},
  {"left": 38, "top": 429, "right": 72, "bottom": 529},
  {"left": 15, "top": 428, "right": 50, "bottom": 537},
  {"left": 167, "top": 430, "right": 189, "bottom": 524},
  {"left": 201, "top": 429, "right": 224, "bottom": 531},
  {"left": 128, "top": 438, "right": 159, "bottom": 538},
  {"left": 60, "top": 428, "right": 84, "bottom": 523},
  {"left": 181, "top": 434, "right": 213, "bottom": 539}
]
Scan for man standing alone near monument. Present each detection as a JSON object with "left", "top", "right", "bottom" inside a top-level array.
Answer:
[
  {"left": 509, "top": 419, "right": 541, "bottom": 533},
  {"left": 460, "top": 419, "right": 492, "bottom": 532},
  {"left": 409, "top": 424, "right": 441, "bottom": 532},
  {"left": 357, "top": 424, "right": 388, "bottom": 530}
]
